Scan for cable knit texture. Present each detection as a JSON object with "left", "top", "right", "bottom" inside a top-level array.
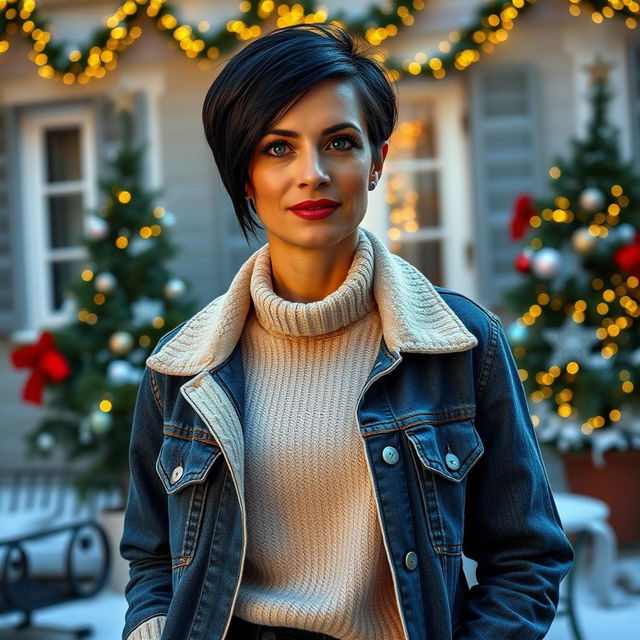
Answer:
[
  {"left": 126, "top": 615, "right": 166, "bottom": 640},
  {"left": 145, "top": 227, "right": 478, "bottom": 377},
  {"left": 233, "top": 229, "right": 404, "bottom": 640}
]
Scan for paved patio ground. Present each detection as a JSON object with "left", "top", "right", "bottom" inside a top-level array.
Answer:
[{"left": 1, "top": 544, "right": 639, "bottom": 639}]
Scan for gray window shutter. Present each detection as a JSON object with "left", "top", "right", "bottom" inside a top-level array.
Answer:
[
  {"left": 0, "top": 107, "right": 24, "bottom": 332},
  {"left": 470, "top": 64, "right": 542, "bottom": 311}
]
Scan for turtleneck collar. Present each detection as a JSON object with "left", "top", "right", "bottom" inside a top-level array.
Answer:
[{"left": 249, "top": 228, "right": 376, "bottom": 337}]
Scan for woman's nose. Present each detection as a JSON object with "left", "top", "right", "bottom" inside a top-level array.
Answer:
[{"left": 296, "top": 150, "right": 330, "bottom": 188}]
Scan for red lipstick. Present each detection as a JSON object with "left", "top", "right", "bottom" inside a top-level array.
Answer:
[{"left": 289, "top": 199, "right": 341, "bottom": 220}]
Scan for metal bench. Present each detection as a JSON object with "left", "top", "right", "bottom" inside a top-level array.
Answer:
[{"left": 0, "top": 467, "right": 120, "bottom": 638}]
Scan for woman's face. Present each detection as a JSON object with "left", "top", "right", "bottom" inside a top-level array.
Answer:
[{"left": 246, "top": 78, "right": 388, "bottom": 252}]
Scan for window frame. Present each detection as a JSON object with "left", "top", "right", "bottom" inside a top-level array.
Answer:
[
  {"left": 19, "top": 102, "right": 97, "bottom": 332},
  {"left": 363, "top": 78, "right": 476, "bottom": 297}
]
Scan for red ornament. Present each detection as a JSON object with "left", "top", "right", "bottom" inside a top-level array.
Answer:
[
  {"left": 613, "top": 231, "right": 640, "bottom": 278},
  {"left": 515, "top": 250, "right": 532, "bottom": 273},
  {"left": 10, "top": 331, "right": 71, "bottom": 405},
  {"left": 510, "top": 193, "right": 536, "bottom": 240}
]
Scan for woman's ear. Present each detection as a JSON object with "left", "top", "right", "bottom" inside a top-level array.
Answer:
[{"left": 371, "top": 141, "right": 389, "bottom": 184}]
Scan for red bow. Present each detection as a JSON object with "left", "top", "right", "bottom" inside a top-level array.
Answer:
[
  {"left": 11, "top": 332, "right": 71, "bottom": 404},
  {"left": 510, "top": 194, "right": 536, "bottom": 240},
  {"left": 614, "top": 231, "right": 640, "bottom": 279}
]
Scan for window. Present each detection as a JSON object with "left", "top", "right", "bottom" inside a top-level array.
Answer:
[
  {"left": 20, "top": 104, "right": 97, "bottom": 330},
  {"left": 385, "top": 99, "right": 445, "bottom": 285},
  {"left": 367, "top": 81, "right": 475, "bottom": 296}
]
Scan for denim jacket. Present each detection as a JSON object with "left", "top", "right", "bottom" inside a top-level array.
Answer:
[{"left": 121, "top": 228, "right": 574, "bottom": 640}]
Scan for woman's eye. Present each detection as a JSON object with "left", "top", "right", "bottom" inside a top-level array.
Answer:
[
  {"left": 262, "top": 135, "right": 359, "bottom": 157},
  {"left": 329, "top": 137, "right": 354, "bottom": 151},
  {"left": 267, "top": 142, "right": 289, "bottom": 156}
]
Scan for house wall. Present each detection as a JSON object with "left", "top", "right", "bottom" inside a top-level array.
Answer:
[{"left": 0, "top": 0, "right": 636, "bottom": 466}]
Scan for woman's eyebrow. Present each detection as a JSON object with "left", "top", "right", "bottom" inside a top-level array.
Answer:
[{"left": 264, "top": 122, "right": 362, "bottom": 138}]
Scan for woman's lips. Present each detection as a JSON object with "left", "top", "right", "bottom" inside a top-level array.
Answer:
[{"left": 290, "top": 206, "right": 339, "bottom": 220}]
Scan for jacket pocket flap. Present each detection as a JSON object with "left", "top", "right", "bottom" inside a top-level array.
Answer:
[
  {"left": 156, "top": 427, "right": 222, "bottom": 494},
  {"left": 406, "top": 418, "right": 484, "bottom": 482}
]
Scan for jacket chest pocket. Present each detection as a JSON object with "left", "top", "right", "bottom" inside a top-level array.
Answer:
[
  {"left": 155, "top": 425, "right": 222, "bottom": 571},
  {"left": 405, "top": 418, "right": 483, "bottom": 556}
]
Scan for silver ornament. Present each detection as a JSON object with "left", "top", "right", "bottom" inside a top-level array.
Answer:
[
  {"left": 95, "top": 272, "right": 117, "bottom": 293},
  {"left": 109, "top": 331, "right": 134, "bottom": 355},
  {"left": 164, "top": 278, "right": 186, "bottom": 300},
  {"left": 532, "top": 247, "right": 562, "bottom": 279},
  {"left": 89, "top": 410, "right": 113, "bottom": 435},
  {"left": 107, "top": 359, "right": 133, "bottom": 385},
  {"left": 615, "top": 223, "right": 637, "bottom": 244},
  {"left": 132, "top": 298, "right": 164, "bottom": 326},
  {"left": 579, "top": 187, "right": 605, "bottom": 213},
  {"left": 86, "top": 216, "right": 109, "bottom": 241},
  {"left": 542, "top": 316, "right": 600, "bottom": 367},
  {"left": 36, "top": 432, "right": 55, "bottom": 452},
  {"left": 571, "top": 228, "right": 596, "bottom": 255}
]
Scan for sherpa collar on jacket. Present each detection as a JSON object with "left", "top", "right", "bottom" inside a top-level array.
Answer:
[{"left": 146, "top": 226, "right": 478, "bottom": 377}]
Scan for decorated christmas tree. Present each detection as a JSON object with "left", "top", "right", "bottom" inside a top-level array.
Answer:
[
  {"left": 11, "top": 99, "right": 195, "bottom": 502},
  {"left": 504, "top": 57, "right": 640, "bottom": 462}
]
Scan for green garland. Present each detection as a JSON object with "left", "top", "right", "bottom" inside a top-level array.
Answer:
[{"left": 0, "top": 0, "right": 637, "bottom": 84}]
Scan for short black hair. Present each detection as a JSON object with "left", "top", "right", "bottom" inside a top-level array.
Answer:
[{"left": 202, "top": 23, "right": 398, "bottom": 242}]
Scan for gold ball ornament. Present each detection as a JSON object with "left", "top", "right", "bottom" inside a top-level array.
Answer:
[
  {"left": 571, "top": 228, "right": 596, "bottom": 255},
  {"left": 109, "top": 331, "right": 134, "bottom": 355}
]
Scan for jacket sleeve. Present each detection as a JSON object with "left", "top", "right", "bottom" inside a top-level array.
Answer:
[
  {"left": 120, "top": 365, "right": 172, "bottom": 640},
  {"left": 457, "top": 315, "right": 574, "bottom": 640}
]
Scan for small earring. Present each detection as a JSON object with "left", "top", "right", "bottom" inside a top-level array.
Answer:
[{"left": 370, "top": 180, "right": 376, "bottom": 190}]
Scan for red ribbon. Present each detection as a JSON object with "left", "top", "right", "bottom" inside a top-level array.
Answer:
[
  {"left": 510, "top": 193, "right": 536, "bottom": 240},
  {"left": 11, "top": 331, "right": 71, "bottom": 405}
]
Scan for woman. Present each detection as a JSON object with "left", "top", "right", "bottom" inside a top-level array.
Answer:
[{"left": 121, "top": 24, "right": 573, "bottom": 640}]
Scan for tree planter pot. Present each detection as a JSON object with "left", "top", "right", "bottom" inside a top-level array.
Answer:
[
  {"left": 100, "top": 508, "right": 130, "bottom": 593},
  {"left": 560, "top": 449, "right": 640, "bottom": 545}
]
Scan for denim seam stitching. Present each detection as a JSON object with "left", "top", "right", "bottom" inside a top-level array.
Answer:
[
  {"left": 174, "top": 484, "right": 198, "bottom": 568},
  {"left": 408, "top": 442, "right": 441, "bottom": 552},
  {"left": 163, "top": 423, "right": 219, "bottom": 443},
  {"left": 475, "top": 317, "right": 500, "bottom": 405},
  {"left": 186, "top": 468, "right": 230, "bottom": 638},
  {"left": 149, "top": 368, "right": 164, "bottom": 415}
]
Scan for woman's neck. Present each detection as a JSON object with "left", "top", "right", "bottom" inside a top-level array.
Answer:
[{"left": 266, "top": 229, "right": 359, "bottom": 303}]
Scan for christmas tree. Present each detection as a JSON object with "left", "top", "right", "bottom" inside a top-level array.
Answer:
[
  {"left": 12, "top": 98, "right": 196, "bottom": 502},
  {"left": 504, "top": 57, "right": 640, "bottom": 461}
]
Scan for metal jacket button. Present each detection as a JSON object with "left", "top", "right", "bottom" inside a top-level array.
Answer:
[
  {"left": 405, "top": 551, "right": 418, "bottom": 570},
  {"left": 445, "top": 453, "right": 460, "bottom": 471},
  {"left": 382, "top": 446, "right": 399, "bottom": 465},
  {"left": 171, "top": 465, "right": 184, "bottom": 484}
]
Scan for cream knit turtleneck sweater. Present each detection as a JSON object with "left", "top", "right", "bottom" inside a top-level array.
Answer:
[{"left": 233, "top": 229, "right": 404, "bottom": 640}]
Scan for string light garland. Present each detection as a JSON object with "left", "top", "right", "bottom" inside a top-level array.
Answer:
[{"left": 0, "top": 1, "right": 637, "bottom": 84}]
